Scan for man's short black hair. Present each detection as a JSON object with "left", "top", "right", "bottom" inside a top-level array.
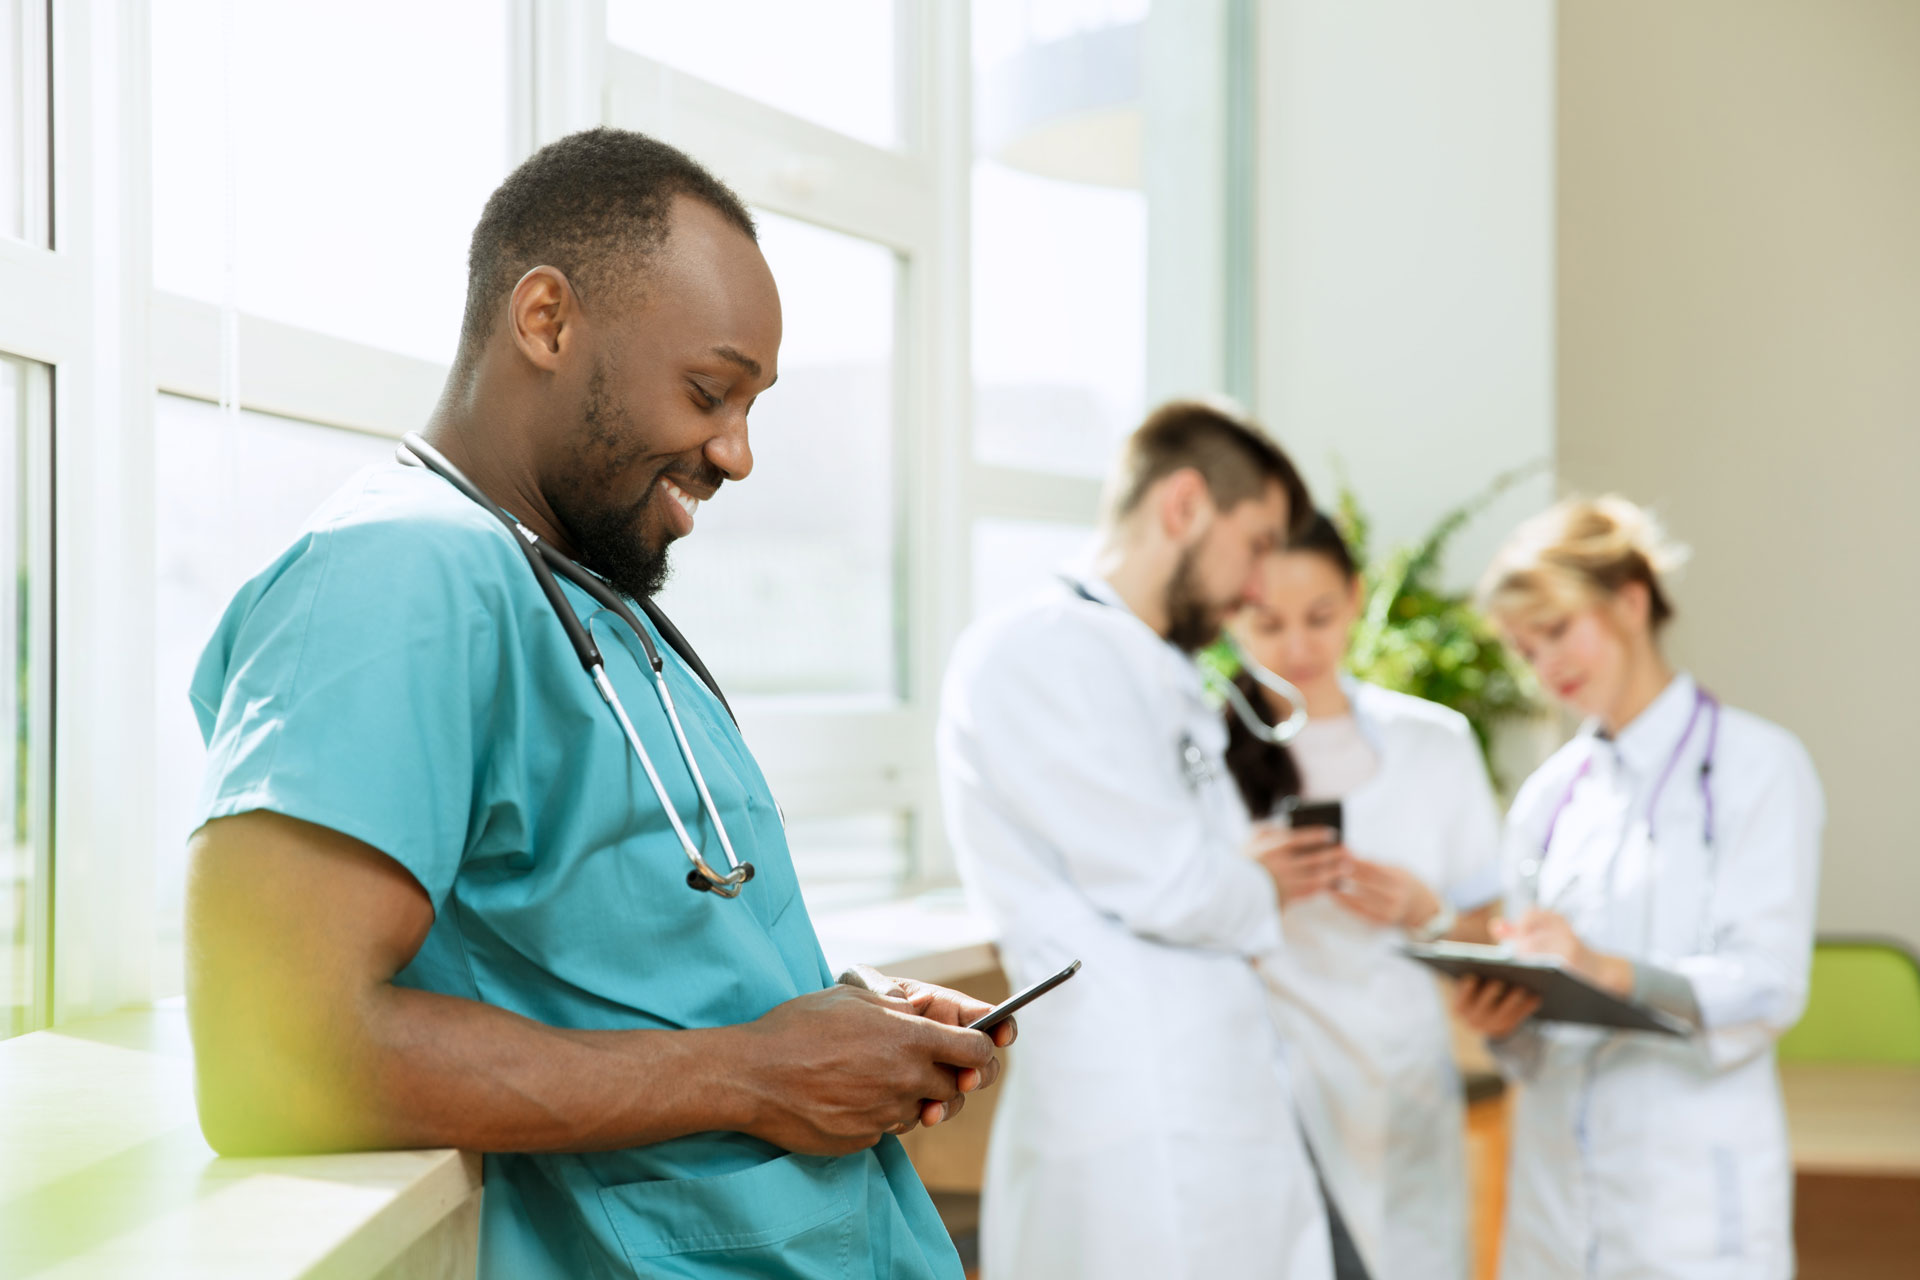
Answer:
[{"left": 457, "top": 127, "right": 757, "bottom": 363}]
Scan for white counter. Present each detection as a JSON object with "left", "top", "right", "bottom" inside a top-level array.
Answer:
[
  {"left": 0, "top": 1003, "right": 481, "bottom": 1279},
  {"left": 0, "top": 897, "right": 1000, "bottom": 1278}
]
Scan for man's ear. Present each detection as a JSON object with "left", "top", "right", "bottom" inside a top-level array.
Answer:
[
  {"left": 1158, "top": 468, "right": 1214, "bottom": 543},
  {"left": 507, "top": 266, "right": 579, "bottom": 371}
]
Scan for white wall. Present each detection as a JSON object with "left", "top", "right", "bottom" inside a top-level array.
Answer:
[
  {"left": 1557, "top": 0, "right": 1920, "bottom": 949},
  {"left": 1252, "top": 0, "right": 1554, "bottom": 589}
]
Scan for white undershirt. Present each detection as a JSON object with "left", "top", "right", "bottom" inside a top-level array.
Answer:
[{"left": 1289, "top": 713, "right": 1380, "bottom": 801}]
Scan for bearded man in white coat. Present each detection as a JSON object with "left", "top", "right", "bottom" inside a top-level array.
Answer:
[{"left": 938, "top": 400, "right": 1340, "bottom": 1280}]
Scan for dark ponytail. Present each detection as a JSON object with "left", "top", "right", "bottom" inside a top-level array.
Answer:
[{"left": 1220, "top": 511, "right": 1356, "bottom": 818}]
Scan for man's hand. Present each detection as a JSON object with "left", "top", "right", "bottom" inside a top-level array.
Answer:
[
  {"left": 1331, "top": 857, "right": 1443, "bottom": 931},
  {"left": 1249, "top": 825, "right": 1350, "bottom": 906},
  {"left": 186, "top": 811, "right": 1005, "bottom": 1160},
  {"left": 836, "top": 965, "right": 1018, "bottom": 1131},
  {"left": 1454, "top": 974, "right": 1542, "bottom": 1039},
  {"left": 732, "top": 983, "right": 1003, "bottom": 1156}
]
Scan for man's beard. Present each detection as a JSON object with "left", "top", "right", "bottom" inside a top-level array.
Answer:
[
  {"left": 1163, "top": 543, "right": 1228, "bottom": 653},
  {"left": 548, "top": 361, "right": 675, "bottom": 602}
]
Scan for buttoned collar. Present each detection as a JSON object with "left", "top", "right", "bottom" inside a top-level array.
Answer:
[
  {"left": 1599, "top": 671, "right": 1700, "bottom": 777},
  {"left": 1336, "top": 673, "right": 1389, "bottom": 756}
]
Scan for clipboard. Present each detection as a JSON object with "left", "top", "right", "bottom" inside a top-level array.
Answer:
[{"left": 1403, "top": 941, "right": 1692, "bottom": 1037}]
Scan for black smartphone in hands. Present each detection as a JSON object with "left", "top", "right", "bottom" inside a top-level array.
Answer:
[
  {"left": 1285, "top": 799, "right": 1343, "bottom": 841},
  {"left": 968, "top": 960, "right": 1082, "bottom": 1032}
]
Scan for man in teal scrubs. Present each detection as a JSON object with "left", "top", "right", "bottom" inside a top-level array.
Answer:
[{"left": 185, "top": 128, "right": 1010, "bottom": 1279}]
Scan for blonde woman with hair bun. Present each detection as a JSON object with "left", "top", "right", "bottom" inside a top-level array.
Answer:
[{"left": 1459, "top": 496, "right": 1825, "bottom": 1280}]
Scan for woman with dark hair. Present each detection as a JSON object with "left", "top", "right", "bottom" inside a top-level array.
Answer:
[{"left": 1225, "top": 512, "right": 1501, "bottom": 1280}]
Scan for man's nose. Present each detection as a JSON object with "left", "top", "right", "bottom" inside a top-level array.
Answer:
[
  {"left": 1238, "top": 563, "right": 1267, "bottom": 607},
  {"left": 706, "top": 412, "right": 753, "bottom": 482}
]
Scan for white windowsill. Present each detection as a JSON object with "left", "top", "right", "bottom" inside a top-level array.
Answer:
[
  {"left": 811, "top": 887, "right": 1001, "bottom": 986},
  {"left": 0, "top": 1001, "right": 481, "bottom": 1279},
  {"left": 0, "top": 898, "right": 999, "bottom": 1275}
]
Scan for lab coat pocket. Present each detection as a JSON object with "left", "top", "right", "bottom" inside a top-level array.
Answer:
[{"left": 598, "top": 1151, "right": 856, "bottom": 1277}]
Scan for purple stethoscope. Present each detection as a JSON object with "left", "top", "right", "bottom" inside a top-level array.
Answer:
[{"left": 1519, "top": 684, "right": 1722, "bottom": 914}]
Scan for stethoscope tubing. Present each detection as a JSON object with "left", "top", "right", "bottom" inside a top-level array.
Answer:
[
  {"left": 1524, "top": 684, "right": 1722, "bottom": 942},
  {"left": 395, "top": 432, "right": 752, "bottom": 897},
  {"left": 1061, "top": 577, "right": 1310, "bottom": 747}
]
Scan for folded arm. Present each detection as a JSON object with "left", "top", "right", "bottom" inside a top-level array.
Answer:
[{"left": 186, "top": 811, "right": 1005, "bottom": 1157}]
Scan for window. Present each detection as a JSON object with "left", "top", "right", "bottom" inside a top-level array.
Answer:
[
  {"left": 971, "top": 517, "right": 1097, "bottom": 620},
  {"left": 12, "top": 4, "right": 1225, "bottom": 1030},
  {"left": 786, "top": 812, "right": 913, "bottom": 915},
  {"left": 1, "top": 355, "right": 47, "bottom": 1039},
  {"left": 149, "top": 0, "right": 511, "bottom": 363},
  {"left": 606, "top": 0, "right": 901, "bottom": 150},
  {"left": 0, "top": 0, "right": 49, "bottom": 246},
  {"left": 655, "top": 211, "right": 901, "bottom": 702},
  {"left": 971, "top": 0, "right": 1148, "bottom": 476},
  {"left": 151, "top": 395, "right": 396, "bottom": 997}
]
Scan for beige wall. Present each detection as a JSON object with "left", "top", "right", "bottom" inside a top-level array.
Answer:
[
  {"left": 1254, "top": 0, "right": 1555, "bottom": 592},
  {"left": 1558, "top": 1, "right": 1920, "bottom": 947}
]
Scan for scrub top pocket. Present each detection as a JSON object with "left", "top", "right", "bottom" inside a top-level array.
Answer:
[{"left": 597, "top": 1150, "right": 858, "bottom": 1277}]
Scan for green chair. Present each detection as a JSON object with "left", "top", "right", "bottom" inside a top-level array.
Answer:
[{"left": 1776, "top": 937, "right": 1920, "bottom": 1064}]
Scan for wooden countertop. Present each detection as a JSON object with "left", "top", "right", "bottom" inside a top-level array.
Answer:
[
  {"left": 0, "top": 1003, "right": 480, "bottom": 1279},
  {"left": 1781, "top": 1061, "right": 1920, "bottom": 1177}
]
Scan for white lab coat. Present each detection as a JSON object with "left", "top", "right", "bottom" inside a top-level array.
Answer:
[
  {"left": 1492, "top": 674, "right": 1825, "bottom": 1280},
  {"left": 1259, "top": 679, "right": 1502, "bottom": 1280},
  {"left": 938, "top": 579, "right": 1334, "bottom": 1280}
]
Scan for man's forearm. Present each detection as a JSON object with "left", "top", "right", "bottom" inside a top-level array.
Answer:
[{"left": 197, "top": 981, "right": 760, "bottom": 1157}]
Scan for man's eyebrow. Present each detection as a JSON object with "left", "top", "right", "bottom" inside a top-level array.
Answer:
[{"left": 711, "top": 345, "right": 773, "bottom": 386}]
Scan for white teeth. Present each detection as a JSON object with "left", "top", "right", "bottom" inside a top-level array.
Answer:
[{"left": 662, "top": 478, "right": 699, "bottom": 520}]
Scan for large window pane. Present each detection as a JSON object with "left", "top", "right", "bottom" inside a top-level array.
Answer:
[
  {"left": 608, "top": 1, "right": 899, "bottom": 150},
  {"left": 1, "top": 356, "right": 45, "bottom": 1039},
  {"left": 972, "top": 1, "right": 1147, "bottom": 475},
  {"left": 971, "top": 517, "right": 1096, "bottom": 620},
  {"left": 654, "top": 211, "right": 898, "bottom": 702},
  {"left": 152, "top": 395, "right": 395, "bottom": 997},
  {"left": 0, "top": 0, "right": 48, "bottom": 246},
  {"left": 150, "top": 0, "right": 510, "bottom": 363}
]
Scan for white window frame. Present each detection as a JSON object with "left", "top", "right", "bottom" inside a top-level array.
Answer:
[{"left": 0, "top": 0, "right": 157, "bottom": 1026}]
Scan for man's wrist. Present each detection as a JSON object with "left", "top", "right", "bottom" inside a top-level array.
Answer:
[{"left": 695, "top": 1023, "right": 773, "bottom": 1137}]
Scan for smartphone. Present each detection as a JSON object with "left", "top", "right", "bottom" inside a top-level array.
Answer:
[
  {"left": 1286, "top": 799, "right": 1343, "bottom": 840},
  {"left": 968, "top": 959, "right": 1082, "bottom": 1032}
]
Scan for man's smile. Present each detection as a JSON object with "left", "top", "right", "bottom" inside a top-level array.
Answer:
[{"left": 658, "top": 474, "right": 712, "bottom": 537}]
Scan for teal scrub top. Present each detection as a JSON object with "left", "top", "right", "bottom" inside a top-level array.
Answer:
[{"left": 191, "top": 463, "right": 962, "bottom": 1280}]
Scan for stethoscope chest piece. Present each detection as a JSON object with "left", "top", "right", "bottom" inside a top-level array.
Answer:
[{"left": 688, "top": 863, "right": 755, "bottom": 895}]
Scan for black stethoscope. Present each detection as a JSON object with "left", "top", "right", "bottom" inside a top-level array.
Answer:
[{"left": 396, "top": 432, "right": 755, "bottom": 897}]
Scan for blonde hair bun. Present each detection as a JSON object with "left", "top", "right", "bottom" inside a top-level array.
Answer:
[{"left": 1479, "top": 495, "right": 1688, "bottom": 628}]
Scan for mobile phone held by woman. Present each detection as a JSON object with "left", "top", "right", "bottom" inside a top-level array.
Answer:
[{"left": 1285, "top": 798, "right": 1343, "bottom": 842}]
